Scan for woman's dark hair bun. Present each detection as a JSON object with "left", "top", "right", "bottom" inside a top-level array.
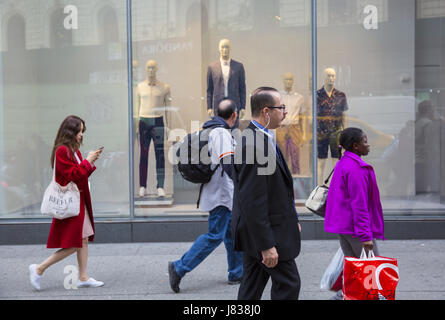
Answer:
[{"left": 339, "top": 127, "right": 364, "bottom": 152}]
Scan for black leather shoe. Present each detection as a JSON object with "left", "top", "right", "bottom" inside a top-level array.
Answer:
[
  {"left": 227, "top": 277, "right": 242, "bottom": 285},
  {"left": 168, "top": 261, "right": 181, "bottom": 293}
]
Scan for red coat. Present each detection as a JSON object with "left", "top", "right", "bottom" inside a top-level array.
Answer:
[{"left": 47, "top": 145, "right": 96, "bottom": 248}]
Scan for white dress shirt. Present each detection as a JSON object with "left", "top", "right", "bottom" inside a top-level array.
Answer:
[
  {"left": 280, "top": 90, "right": 305, "bottom": 126},
  {"left": 220, "top": 58, "right": 231, "bottom": 98}
]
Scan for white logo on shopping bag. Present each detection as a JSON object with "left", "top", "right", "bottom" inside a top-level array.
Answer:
[
  {"left": 363, "top": 263, "right": 399, "bottom": 290},
  {"left": 363, "top": 263, "right": 399, "bottom": 300}
]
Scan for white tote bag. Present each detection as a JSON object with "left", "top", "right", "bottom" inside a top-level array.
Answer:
[{"left": 41, "top": 154, "right": 80, "bottom": 219}]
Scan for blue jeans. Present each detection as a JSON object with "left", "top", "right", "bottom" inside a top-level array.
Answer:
[{"left": 173, "top": 206, "right": 243, "bottom": 281}]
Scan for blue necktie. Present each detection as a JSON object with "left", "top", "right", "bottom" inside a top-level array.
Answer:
[{"left": 276, "top": 145, "right": 285, "bottom": 165}]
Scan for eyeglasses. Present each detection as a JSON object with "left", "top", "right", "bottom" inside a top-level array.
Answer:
[{"left": 267, "top": 104, "right": 286, "bottom": 111}]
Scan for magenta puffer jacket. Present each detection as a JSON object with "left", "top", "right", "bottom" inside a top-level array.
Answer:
[{"left": 324, "top": 151, "right": 385, "bottom": 242}]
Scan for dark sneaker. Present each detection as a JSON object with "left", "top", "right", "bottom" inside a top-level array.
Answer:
[
  {"left": 227, "top": 277, "right": 242, "bottom": 285},
  {"left": 329, "top": 290, "right": 343, "bottom": 300},
  {"left": 168, "top": 261, "right": 181, "bottom": 293}
]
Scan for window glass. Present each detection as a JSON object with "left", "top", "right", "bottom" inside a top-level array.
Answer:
[
  {"left": 0, "top": 0, "right": 130, "bottom": 218},
  {"left": 131, "top": 0, "right": 313, "bottom": 217},
  {"left": 317, "top": 0, "right": 445, "bottom": 216}
]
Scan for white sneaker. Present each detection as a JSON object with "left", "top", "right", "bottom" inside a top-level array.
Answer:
[
  {"left": 157, "top": 188, "right": 166, "bottom": 197},
  {"left": 29, "top": 264, "right": 42, "bottom": 291},
  {"left": 77, "top": 277, "right": 104, "bottom": 288},
  {"left": 139, "top": 187, "right": 145, "bottom": 197}
]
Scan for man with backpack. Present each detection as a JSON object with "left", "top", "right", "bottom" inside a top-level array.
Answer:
[{"left": 168, "top": 99, "right": 243, "bottom": 293}]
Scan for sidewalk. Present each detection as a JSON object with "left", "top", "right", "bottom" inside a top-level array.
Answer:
[{"left": 1, "top": 240, "right": 444, "bottom": 300}]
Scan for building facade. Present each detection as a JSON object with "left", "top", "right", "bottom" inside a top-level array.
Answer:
[{"left": 1, "top": 0, "right": 445, "bottom": 244}]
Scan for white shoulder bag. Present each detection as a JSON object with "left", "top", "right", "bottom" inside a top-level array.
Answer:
[
  {"left": 41, "top": 153, "right": 81, "bottom": 219},
  {"left": 305, "top": 168, "right": 334, "bottom": 218}
]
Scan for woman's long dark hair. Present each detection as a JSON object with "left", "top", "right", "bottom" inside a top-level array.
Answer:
[
  {"left": 338, "top": 127, "right": 364, "bottom": 158},
  {"left": 50, "top": 115, "right": 86, "bottom": 168}
]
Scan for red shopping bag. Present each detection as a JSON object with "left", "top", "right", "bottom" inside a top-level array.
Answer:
[{"left": 343, "top": 249, "right": 399, "bottom": 300}]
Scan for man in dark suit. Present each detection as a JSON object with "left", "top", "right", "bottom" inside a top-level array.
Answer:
[
  {"left": 207, "top": 39, "right": 246, "bottom": 125},
  {"left": 232, "top": 87, "right": 302, "bottom": 300}
]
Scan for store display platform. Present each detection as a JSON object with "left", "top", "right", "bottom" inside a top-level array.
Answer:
[{"left": 135, "top": 196, "right": 174, "bottom": 207}]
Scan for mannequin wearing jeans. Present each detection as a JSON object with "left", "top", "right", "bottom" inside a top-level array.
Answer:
[{"left": 135, "top": 60, "right": 171, "bottom": 197}]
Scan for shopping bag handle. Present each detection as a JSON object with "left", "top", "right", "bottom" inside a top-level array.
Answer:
[{"left": 360, "top": 248, "right": 376, "bottom": 260}]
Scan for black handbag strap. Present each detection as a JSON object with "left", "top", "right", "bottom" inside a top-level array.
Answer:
[{"left": 323, "top": 168, "right": 335, "bottom": 185}]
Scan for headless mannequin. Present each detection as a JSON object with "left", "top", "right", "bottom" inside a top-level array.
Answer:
[
  {"left": 207, "top": 39, "right": 245, "bottom": 120},
  {"left": 135, "top": 60, "right": 171, "bottom": 197},
  {"left": 317, "top": 68, "right": 347, "bottom": 185}
]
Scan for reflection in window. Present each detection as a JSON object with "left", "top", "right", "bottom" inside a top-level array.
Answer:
[
  {"left": 133, "top": 0, "right": 178, "bottom": 41},
  {"left": 98, "top": 6, "right": 119, "bottom": 44},
  {"left": 278, "top": 0, "right": 310, "bottom": 27},
  {"left": 7, "top": 14, "right": 26, "bottom": 51},
  {"left": 417, "top": 0, "right": 445, "bottom": 19},
  {"left": 208, "top": 0, "right": 254, "bottom": 32},
  {"left": 50, "top": 8, "right": 72, "bottom": 48},
  {"left": 328, "top": 0, "right": 355, "bottom": 25},
  {"left": 316, "top": 0, "right": 388, "bottom": 27}
]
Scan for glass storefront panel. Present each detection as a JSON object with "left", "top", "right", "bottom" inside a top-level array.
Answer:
[
  {"left": 130, "top": 0, "right": 313, "bottom": 217},
  {"left": 0, "top": 0, "right": 130, "bottom": 219},
  {"left": 1, "top": 0, "right": 443, "bottom": 222},
  {"left": 316, "top": 0, "right": 445, "bottom": 216}
]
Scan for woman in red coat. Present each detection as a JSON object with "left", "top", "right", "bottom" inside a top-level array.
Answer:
[{"left": 28, "top": 115, "right": 104, "bottom": 290}]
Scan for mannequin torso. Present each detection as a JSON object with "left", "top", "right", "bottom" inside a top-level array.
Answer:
[{"left": 136, "top": 79, "right": 171, "bottom": 118}]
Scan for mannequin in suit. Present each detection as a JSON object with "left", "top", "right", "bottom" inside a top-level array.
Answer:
[
  {"left": 276, "top": 72, "right": 305, "bottom": 175},
  {"left": 134, "top": 60, "right": 171, "bottom": 198},
  {"left": 317, "top": 68, "right": 348, "bottom": 184},
  {"left": 207, "top": 39, "right": 246, "bottom": 125}
]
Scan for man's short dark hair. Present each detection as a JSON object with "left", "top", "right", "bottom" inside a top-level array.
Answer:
[
  {"left": 250, "top": 87, "right": 279, "bottom": 117},
  {"left": 217, "top": 98, "right": 237, "bottom": 120}
]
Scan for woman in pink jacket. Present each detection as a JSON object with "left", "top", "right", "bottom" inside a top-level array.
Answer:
[
  {"left": 325, "top": 127, "right": 385, "bottom": 256},
  {"left": 324, "top": 127, "right": 385, "bottom": 299}
]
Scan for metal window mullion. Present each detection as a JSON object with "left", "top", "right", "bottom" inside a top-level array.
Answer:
[
  {"left": 126, "top": 0, "right": 135, "bottom": 221},
  {"left": 311, "top": 0, "right": 318, "bottom": 188}
]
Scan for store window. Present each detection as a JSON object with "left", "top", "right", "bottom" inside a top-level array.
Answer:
[
  {"left": 316, "top": 0, "right": 445, "bottom": 215},
  {"left": 131, "top": 0, "right": 313, "bottom": 217},
  {"left": 0, "top": 0, "right": 129, "bottom": 219},
  {"left": 50, "top": 7, "right": 73, "bottom": 48},
  {"left": 97, "top": 6, "right": 120, "bottom": 44},
  {"left": 6, "top": 14, "right": 26, "bottom": 51},
  {"left": 0, "top": 0, "right": 444, "bottom": 222}
]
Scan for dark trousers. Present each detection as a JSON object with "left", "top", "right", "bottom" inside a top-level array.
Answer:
[
  {"left": 338, "top": 234, "right": 380, "bottom": 258},
  {"left": 237, "top": 253, "right": 300, "bottom": 300},
  {"left": 139, "top": 116, "right": 165, "bottom": 188}
]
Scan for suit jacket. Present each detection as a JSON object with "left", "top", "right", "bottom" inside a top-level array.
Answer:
[
  {"left": 47, "top": 145, "right": 96, "bottom": 248},
  {"left": 206, "top": 59, "right": 246, "bottom": 112},
  {"left": 231, "top": 122, "right": 301, "bottom": 261}
]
